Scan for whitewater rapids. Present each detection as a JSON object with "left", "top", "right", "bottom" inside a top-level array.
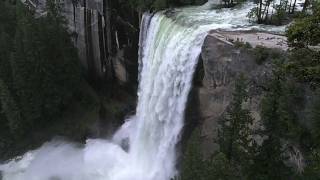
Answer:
[{"left": 0, "top": 2, "right": 284, "bottom": 180}]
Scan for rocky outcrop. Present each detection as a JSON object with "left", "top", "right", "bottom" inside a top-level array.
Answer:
[
  {"left": 29, "top": 0, "right": 140, "bottom": 86},
  {"left": 189, "top": 30, "right": 288, "bottom": 157}
]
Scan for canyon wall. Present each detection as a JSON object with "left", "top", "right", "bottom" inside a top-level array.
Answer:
[
  {"left": 187, "top": 30, "right": 289, "bottom": 157},
  {"left": 28, "top": 0, "right": 140, "bottom": 86}
]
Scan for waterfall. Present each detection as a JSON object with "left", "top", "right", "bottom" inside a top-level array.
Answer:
[{"left": 0, "top": 2, "right": 285, "bottom": 180}]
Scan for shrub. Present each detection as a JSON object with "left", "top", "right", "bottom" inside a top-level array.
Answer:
[{"left": 252, "top": 45, "right": 270, "bottom": 65}]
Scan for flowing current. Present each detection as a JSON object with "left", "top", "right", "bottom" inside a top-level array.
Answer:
[{"left": 0, "top": 2, "right": 284, "bottom": 180}]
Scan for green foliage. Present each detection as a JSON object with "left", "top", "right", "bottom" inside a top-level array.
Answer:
[
  {"left": 286, "top": 48, "right": 320, "bottom": 88},
  {"left": 252, "top": 46, "right": 270, "bottom": 64},
  {"left": 10, "top": 0, "right": 82, "bottom": 130},
  {"left": 0, "top": 79, "right": 22, "bottom": 133},
  {"left": 311, "top": 91, "right": 320, "bottom": 141},
  {"left": 262, "top": 66, "right": 303, "bottom": 139},
  {"left": 180, "top": 128, "right": 206, "bottom": 180},
  {"left": 0, "top": 0, "right": 16, "bottom": 85},
  {"left": 218, "top": 75, "right": 254, "bottom": 164},
  {"left": 285, "top": 1, "right": 320, "bottom": 89},
  {"left": 0, "top": 0, "right": 87, "bottom": 158},
  {"left": 250, "top": 46, "right": 282, "bottom": 65},
  {"left": 271, "top": 3, "right": 287, "bottom": 25},
  {"left": 247, "top": 7, "right": 260, "bottom": 22},
  {"left": 282, "top": 6, "right": 320, "bottom": 177},
  {"left": 249, "top": 137, "right": 292, "bottom": 180},
  {"left": 277, "top": 80, "right": 304, "bottom": 140},
  {"left": 205, "top": 153, "right": 239, "bottom": 180},
  {"left": 249, "top": 65, "right": 305, "bottom": 179},
  {"left": 301, "top": 91, "right": 320, "bottom": 179},
  {"left": 286, "top": 1, "right": 320, "bottom": 47},
  {"left": 180, "top": 129, "right": 239, "bottom": 180},
  {"left": 234, "top": 41, "right": 252, "bottom": 49},
  {"left": 248, "top": 0, "right": 298, "bottom": 25},
  {"left": 181, "top": 75, "right": 255, "bottom": 179},
  {"left": 301, "top": 147, "right": 320, "bottom": 179}
]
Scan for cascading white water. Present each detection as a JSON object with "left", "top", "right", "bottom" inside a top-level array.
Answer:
[{"left": 0, "top": 2, "right": 285, "bottom": 180}]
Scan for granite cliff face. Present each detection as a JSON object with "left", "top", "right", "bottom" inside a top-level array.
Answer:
[
  {"left": 184, "top": 30, "right": 312, "bottom": 171},
  {"left": 27, "top": 0, "right": 140, "bottom": 86},
  {"left": 186, "top": 30, "right": 288, "bottom": 157}
]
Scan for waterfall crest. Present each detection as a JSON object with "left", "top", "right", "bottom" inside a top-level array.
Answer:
[{"left": 0, "top": 2, "right": 284, "bottom": 180}]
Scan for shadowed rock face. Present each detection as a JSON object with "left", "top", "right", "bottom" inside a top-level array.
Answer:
[
  {"left": 31, "top": 0, "right": 140, "bottom": 86},
  {"left": 69, "top": 0, "right": 139, "bottom": 87},
  {"left": 187, "top": 30, "right": 287, "bottom": 157}
]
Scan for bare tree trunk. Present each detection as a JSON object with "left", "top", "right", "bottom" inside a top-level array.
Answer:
[
  {"left": 284, "top": 0, "right": 291, "bottom": 12},
  {"left": 264, "top": 2, "right": 270, "bottom": 23},
  {"left": 291, "top": 0, "right": 297, "bottom": 13},
  {"left": 302, "top": 0, "right": 309, "bottom": 12},
  {"left": 258, "top": 0, "right": 263, "bottom": 23},
  {"left": 289, "top": 0, "right": 292, "bottom": 13},
  {"left": 262, "top": 0, "right": 269, "bottom": 22},
  {"left": 270, "top": 4, "right": 274, "bottom": 22}
]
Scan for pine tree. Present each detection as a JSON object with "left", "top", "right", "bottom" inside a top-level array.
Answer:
[
  {"left": 249, "top": 68, "right": 293, "bottom": 179},
  {"left": 0, "top": 0, "right": 85, "bottom": 157},
  {"left": 218, "top": 75, "right": 254, "bottom": 165},
  {"left": 311, "top": 91, "right": 320, "bottom": 142},
  {"left": 180, "top": 128, "right": 239, "bottom": 180},
  {"left": 300, "top": 90, "right": 320, "bottom": 179},
  {"left": 286, "top": 1, "right": 320, "bottom": 48},
  {"left": 0, "top": 79, "right": 21, "bottom": 133},
  {"left": 0, "top": 0, "right": 16, "bottom": 87},
  {"left": 180, "top": 128, "right": 206, "bottom": 180},
  {"left": 205, "top": 152, "right": 239, "bottom": 180}
]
